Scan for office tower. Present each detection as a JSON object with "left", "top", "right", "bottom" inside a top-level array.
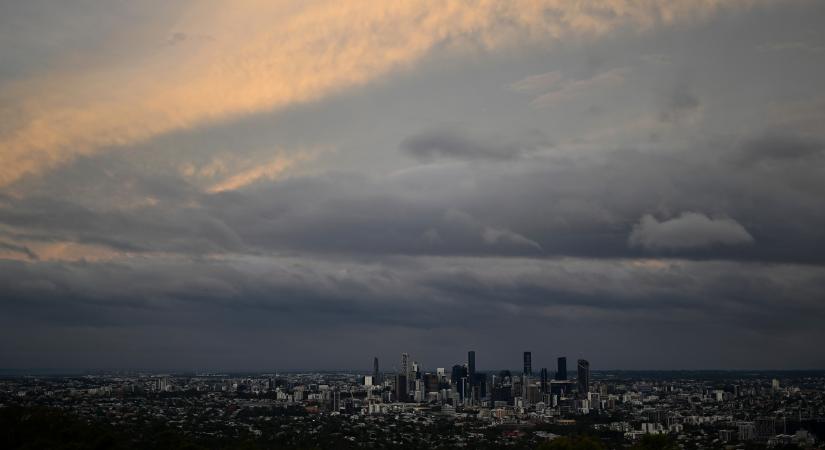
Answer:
[
  {"left": 401, "top": 353, "right": 409, "bottom": 375},
  {"left": 556, "top": 357, "right": 567, "bottom": 380},
  {"left": 540, "top": 368, "right": 548, "bottom": 393},
  {"left": 468, "top": 351, "right": 476, "bottom": 381},
  {"left": 424, "top": 373, "right": 439, "bottom": 393},
  {"left": 523, "top": 351, "right": 532, "bottom": 376},
  {"left": 395, "top": 374, "right": 408, "bottom": 402},
  {"left": 451, "top": 364, "right": 467, "bottom": 385},
  {"left": 373, "top": 357, "right": 380, "bottom": 384},
  {"left": 577, "top": 359, "right": 590, "bottom": 395}
]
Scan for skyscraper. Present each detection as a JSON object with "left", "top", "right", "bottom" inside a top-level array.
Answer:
[
  {"left": 523, "top": 351, "right": 532, "bottom": 376},
  {"left": 401, "top": 353, "right": 409, "bottom": 378},
  {"left": 577, "top": 359, "right": 590, "bottom": 395},
  {"left": 424, "top": 373, "right": 439, "bottom": 393},
  {"left": 468, "top": 351, "right": 476, "bottom": 381},
  {"left": 556, "top": 357, "right": 567, "bottom": 380},
  {"left": 451, "top": 364, "right": 467, "bottom": 385},
  {"left": 540, "top": 367, "right": 548, "bottom": 393},
  {"left": 373, "top": 356, "right": 380, "bottom": 384},
  {"left": 395, "top": 374, "right": 408, "bottom": 402}
]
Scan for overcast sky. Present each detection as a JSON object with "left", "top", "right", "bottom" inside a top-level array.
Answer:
[{"left": 1, "top": 0, "right": 824, "bottom": 372}]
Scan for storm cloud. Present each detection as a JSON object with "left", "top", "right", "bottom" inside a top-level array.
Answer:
[{"left": 1, "top": 0, "right": 825, "bottom": 371}]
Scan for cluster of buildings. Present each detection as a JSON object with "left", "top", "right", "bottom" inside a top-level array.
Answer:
[
  {"left": 367, "top": 351, "right": 596, "bottom": 415},
  {"left": 1, "top": 353, "right": 824, "bottom": 449}
]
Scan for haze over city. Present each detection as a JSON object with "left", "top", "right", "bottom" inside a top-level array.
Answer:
[{"left": 1, "top": 0, "right": 825, "bottom": 372}]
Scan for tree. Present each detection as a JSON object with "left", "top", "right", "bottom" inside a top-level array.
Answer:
[
  {"left": 630, "top": 434, "right": 679, "bottom": 450},
  {"left": 537, "top": 435, "right": 607, "bottom": 450}
]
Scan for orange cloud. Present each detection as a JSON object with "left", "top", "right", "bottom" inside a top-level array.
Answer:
[
  {"left": 207, "top": 151, "right": 316, "bottom": 193},
  {"left": 0, "top": 0, "right": 758, "bottom": 187}
]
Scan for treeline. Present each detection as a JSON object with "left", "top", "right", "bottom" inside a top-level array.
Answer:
[
  {"left": 1, "top": 406, "right": 797, "bottom": 450},
  {"left": 0, "top": 406, "right": 253, "bottom": 450}
]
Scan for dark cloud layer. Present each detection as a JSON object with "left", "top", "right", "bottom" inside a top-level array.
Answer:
[
  {"left": 400, "top": 128, "right": 545, "bottom": 161},
  {"left": 1, "top": 256, "right": 823, "bottom": 370}
]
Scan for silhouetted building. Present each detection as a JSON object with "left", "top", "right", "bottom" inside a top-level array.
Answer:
[
  {"left": 395, "top": 374, "right": 408, "bottom": 402},
  {"left": 540, "top": 367, "right": 548, "bottom": 393},
  {"left": 451, "top": 365, "right": 467, "bottom": 385},
  {"left": 556, "top": 357, "right": 567, "bottom": 380},
  {"left": 473, "top": 372, "right": 486, "bottom": 399},
  {"left": 401, "top": 353, "right": 409, "bottom": 377},
  {"left": 468, "top": 351, "right": 476, "bottom": 381},
  {"left": 373, "top": 357, "right": 380, "bottom": 383},
  {"left": 401, "top": 353, "right": 412, "bottom": 391},
  {"left": 424, "top": 373, "right": 439, "bottom": 393},
  {"left": 523, "top": 351, "right": 532, "bottom": 376},
  {"left": 577, "top": 359, "right": 590, "bottom": 395},
  {"left": 492, "top": 383, "right": 513, "bottom": 403}
]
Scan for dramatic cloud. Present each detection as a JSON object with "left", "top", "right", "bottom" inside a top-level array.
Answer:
[
  {"left": 0, "top": 0, "right": 756, "bottom": 187},
  {"left": 628, "top": 212, "right": 754, "bottom": 251},
  {"left": 2, "top": 0, "right": 825, "bottom": 370}
]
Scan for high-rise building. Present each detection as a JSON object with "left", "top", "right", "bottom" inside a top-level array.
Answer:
[
  {"left": 401, "top": 352, "right": 410, "bottom": 381},
  {"left": 540, "top": 368, "right": 548, "bottom": 393},
  {"left": 424, "top": 373, "right": 439, "bottom": 393},
  {"left": 556, "top": 357, "right": 567, "bottom": 380},
  {"left": 523, "top": 351, "right": 532, "bottom": 376},
  {"left": 468, "top": 351, "right": 476, "bottom": 381},
  {"left": 395, "top": 374, "right": 408, "bottom": 402},
  {"left": 373, "top": 357, "right": 380, "bottom": 384},
  {"left": 451, "top": 364, "right": 467, "bottom": 385},
  {"left": 577, "top": 359, "right": 590, "bottom": 395}
]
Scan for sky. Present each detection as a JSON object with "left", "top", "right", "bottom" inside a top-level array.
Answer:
[{"left": 1, "top": 0, "right": 824, "bottom": 372}]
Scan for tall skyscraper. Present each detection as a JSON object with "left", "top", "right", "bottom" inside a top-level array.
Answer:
[
  {"left": 401, "top": 352, "right": 409, "bottom": 378},
  {"left": 540, "top": 367, "right": 548, "bottom": 393},
  {"left": 523, "top": 351, "right": 532, "bottom": 376},
  {"left": 468, "top": 351, "right": 476, "bottom": 381},
  {"left": 556, "top": 357, "right": 567, "bottom": 380},
  {"left": 577, "top": 359, "right": 590, "bottom": 395},
  {"left": 373, "top": 357, "right": 380, "bottom": 383}
]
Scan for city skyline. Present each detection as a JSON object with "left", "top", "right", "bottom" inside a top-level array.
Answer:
[{"left": 1, "top": 1, "right": 825, "bottom": 372}]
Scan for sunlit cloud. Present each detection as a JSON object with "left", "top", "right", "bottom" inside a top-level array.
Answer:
[
  {"left": 207, "top": 152, "right": 316, "bottom": 193},
  {"left": 0, "top": 0, "right": 757, "bottom": 187}
]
